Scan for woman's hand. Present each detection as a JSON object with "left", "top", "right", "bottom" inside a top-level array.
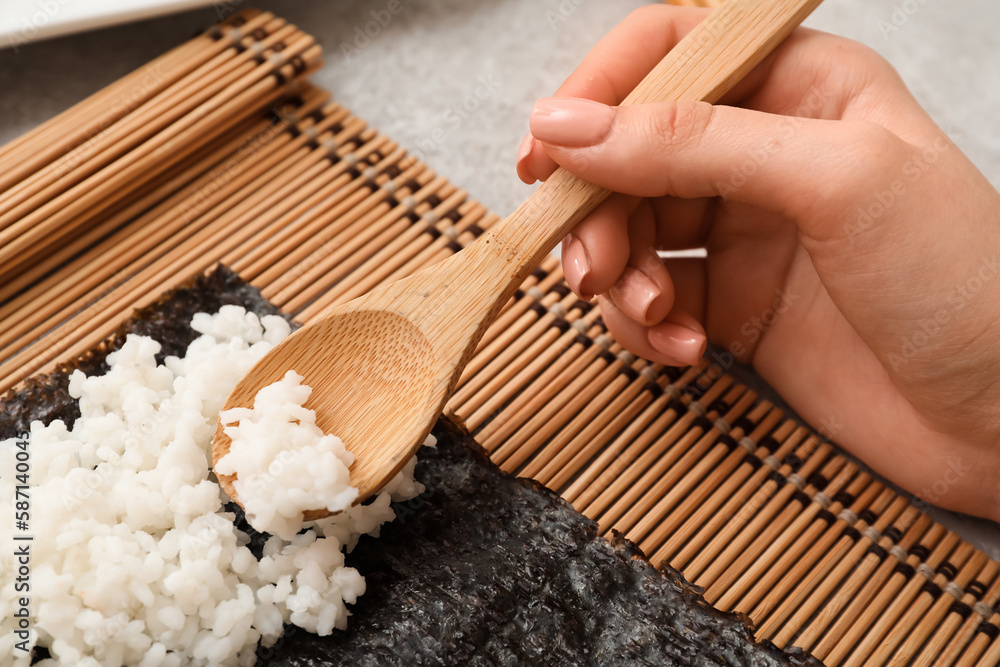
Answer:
[{"left": 517, "top": 5, "right": 1000, "bottom": 521}]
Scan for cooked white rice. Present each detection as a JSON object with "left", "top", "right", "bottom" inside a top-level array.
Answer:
[
  {"left": 0, "top": 305, "right": 425, "bottom": 666},
  {"left": 215, "top": 371, "right": 357, "bottom": 541}
]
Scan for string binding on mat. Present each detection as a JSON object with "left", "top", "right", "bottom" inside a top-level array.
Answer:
[
  {"left": 813, "top": 491, "right": 832, "bottom": 509},
  {"left": 617, "top": 350, "right": 636, "bottom": 365},
  {"left": 944, "top": 581, "right": 965, "bottom": 599},
  {"left": 838, "top": 509, "right": 858, "bottom": 525}
]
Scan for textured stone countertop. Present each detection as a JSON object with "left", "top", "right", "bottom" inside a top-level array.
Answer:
[{"left": 0, "top": 0, "right": 998, "bottom": 555}]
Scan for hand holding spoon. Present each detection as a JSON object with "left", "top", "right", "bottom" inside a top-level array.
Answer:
[{"left": 213, "top": 0, "right": 824, "bottom": 515}]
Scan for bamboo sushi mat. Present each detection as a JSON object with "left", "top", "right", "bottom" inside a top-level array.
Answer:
[{"left": 2, "top": 9, "right": 999, "bottom": 667}]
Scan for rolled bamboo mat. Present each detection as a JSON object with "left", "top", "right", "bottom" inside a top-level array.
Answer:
[{"left": 2, "top": 12, "right": 999, "bottom": 667}]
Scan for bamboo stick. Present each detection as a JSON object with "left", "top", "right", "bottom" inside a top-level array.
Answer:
[
  {"left": 530, "top": 366, "right": 683, "bottom": 487},
  {"left": 0, "top": 17, "right": 295, "bottom": 221},
  {"left": 0, "top": 102, "right": 321, "bottom": 351},
  {"left": 0, "top": 104, "right": 363, "bottom": 388},
  {"left": 274, "top": 173, "right": 450, "bottom": 312},
  {"left": 452, "top": 289, "right": 589, "bottom": 421},
  {"left": 564, "top": 363, "right": 708, "bottom": 508},
  {"left": 620, "top": 384, "right": 754, "bottom": 543},
  {"left": 657, "top": 420, "right": 808, "bottom": 570},
  {"left": 237, "top": 141, "right": 405, "bottom": 282},
  {"left": 485, "top": 342, "right": 628, "bottom": 462},
  {"left": 914, "top": 560, "right": 1000, "bottom": 666},
  {"left": 933, "top": 566, "right": 1000, "bottom": 667},
  {"left": 298, "top": 191, "right": 478, "bottom": 310},
  {"left": 256, "top": 157, "right": 428, "bottom": 300},
  {"left": 0, "top": 10, "right": 269, "bottom": 185},
  {"left": 0, "top": 41, "right": 322, "bottom": 281},
  {"left": 0, "top": 93, "right": 316, "bottom": 306},
  {"left": 451, "top": 311, "right": 604, "bottom": 430},
  {"left": 453, "top": 264, "right": 572, "bottom": 396},
  {"left": 726, "top": 481, "right": 891, "bottom": 621},
  {"left": 599, "top": 377, "right": 739, "bottom": 537},
  {"left": 475, "top": 326, "right": 616, "bottom": 449},
  {"left": 699, "top": 460, "right": 861, "bottom": 597},
  {"left": 680, "top": 441, "right": 837, "bottom": 583},
  {"left": 886, "top": 551, "right": 992, "bottom": 666},
  {"left": 631, "top": 394, "right": 777, "bottom": 557},
  {"left": 841, "top": 534, "right": 968, "bottom": 667},
  {"left": 498, "top": 353, "right": 666, "bottom": 474},
  {"left": 764, "top": 494, "right": 911, "bottom": 646},
  {"left": 952, "top": 607, "right": 1000, "bottom": 667},
  {"left": 809, "top": 513, "right": 933, "bottom": 662}
]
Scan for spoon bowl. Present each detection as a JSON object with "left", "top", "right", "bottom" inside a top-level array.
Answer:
[
  {"left": 214, "top": 308, "right": 440, "bottom": 513},
  {"left": 212, "top": 0, "right": 824, "bottom": 516}
]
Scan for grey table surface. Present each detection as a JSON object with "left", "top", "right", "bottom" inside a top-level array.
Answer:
[{"left": 1, "top": 0, "right": 998, "bottom": 556}]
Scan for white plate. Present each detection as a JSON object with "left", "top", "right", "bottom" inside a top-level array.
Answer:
[{"left": 0, "top": 0, "right": 222, "bottom": 51}]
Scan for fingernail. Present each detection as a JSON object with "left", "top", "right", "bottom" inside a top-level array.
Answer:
[
  {"left": 530, "top": 97, "right": 614, "bottom": 147},
  {"left": 648, "top": 322, "right": 707, "bottom": 367},
  {"left": 610, "top": 267, "right": 660, "bottom": 322},
  {"left": 516, "top": 133, "right": 535, "bottom": 183},
  {"left": 562, "top": 233, "right": 593, "bottom": 299}
]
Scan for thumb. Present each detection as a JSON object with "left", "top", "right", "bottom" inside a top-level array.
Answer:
[{"left": 528, "top": 96, "right": 911, "bottom": 242}]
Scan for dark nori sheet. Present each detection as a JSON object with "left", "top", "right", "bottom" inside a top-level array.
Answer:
[
  {"left": 2, "top": 266, "right": 819, "bottom": 667},
  {"left": 257, "top": 418, "right": 818, "bottom": 667}
]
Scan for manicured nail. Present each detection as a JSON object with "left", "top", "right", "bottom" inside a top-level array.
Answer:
[
  {"left": 530, "top": 97, "right": 615, "bottom": 147},
  {"left": 610, "top": 267, "right": 660, "bottom": 322},
  {"left": 562, "top": 233, "right": 592, "bottom": 299},
  {"left": 648, "top": 322, "right": 707, "bottom": 367},
  {"left": 516, "top": 133, "right": 535, "bottom": 183}
]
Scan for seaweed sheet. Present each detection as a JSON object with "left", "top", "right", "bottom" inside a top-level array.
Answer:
[{"left": 1, "top": 267, "right": 819, "bottom": 666}]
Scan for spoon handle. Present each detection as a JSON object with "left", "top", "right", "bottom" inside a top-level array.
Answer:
[{"left": 482, "top": 0, "right": 824, "bottom": 287}]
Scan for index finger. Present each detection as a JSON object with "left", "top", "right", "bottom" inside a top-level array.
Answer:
[
  {"left": 552, "top": 5, "right": 710, "bottom": 104},
  {"left": 522, "top": 5, "right": 710, "bottom": 182}
]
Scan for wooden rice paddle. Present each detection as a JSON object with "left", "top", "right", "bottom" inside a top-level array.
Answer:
[{"left": 213, "top": 0, "right": 824, "bottom": 513}]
